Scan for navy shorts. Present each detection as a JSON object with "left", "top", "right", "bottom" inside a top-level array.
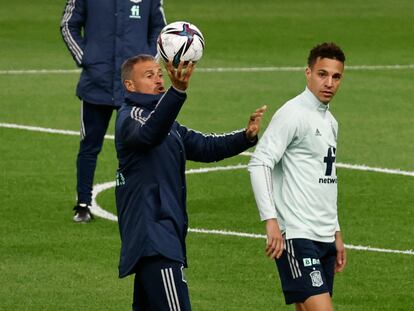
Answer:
[
  {"left": 133, "top": 255, "right": 191, "bottom": 311},
  {"left": 275, "top": 238, "right": 337, "bottom": 304}
]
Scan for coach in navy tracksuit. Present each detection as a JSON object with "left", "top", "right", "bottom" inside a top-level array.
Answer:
[
  {"left": 60, "top": 0, "right": 166, "bottom": 222},
  {"left": 115, "top": 55, "right": 267, "bottom": 310}
]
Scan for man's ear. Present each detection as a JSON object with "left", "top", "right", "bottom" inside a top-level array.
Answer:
[
  {"left": 305, "top": 67, "right": 312, "bottom": 84},
  {"left": 305, "top": 67, "right": 311, "bottom": 77},
  {"left": 124, "top": 80, "right": 135, "bottom": 92}
]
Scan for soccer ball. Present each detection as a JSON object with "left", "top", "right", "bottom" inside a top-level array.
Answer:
[{"left": 157, "top": 21, "right": 205, "bottom": 67}]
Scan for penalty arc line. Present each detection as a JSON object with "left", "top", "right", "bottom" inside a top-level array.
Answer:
[{"left": 91, "top": 167, "right": 414, "bottom": 256}]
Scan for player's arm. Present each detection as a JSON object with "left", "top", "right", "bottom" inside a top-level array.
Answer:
[
  {"left": 60, "top": 0, "right": 86, "bottom": 66},
  {"left": 177, "top": 105, "right": 266, "bottom": 163},
  {"left": 246, "top": 105, "right": 267, "bottom": 141},
  {"left": 120, "top": 62, "right": 194, "bottom": 148},
  {"left": 249, "top": 164, "right": 284, "bottom": 259},
  {"left": 178, "top": 126, "right": 256, "bottom": 162},
  {"left": 334, "top": 231, "right": 346, "bottom": 273},
  {"left": 248, "top": 105, "right": 300, "bottom": 259}
]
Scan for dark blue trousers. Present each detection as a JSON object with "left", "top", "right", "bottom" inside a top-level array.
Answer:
[
  {"left": 76, "top": 101, "right": 116, "bottom": 205},
  {"left": 133, "top": 256, "right": 192, "bottom": 311}
]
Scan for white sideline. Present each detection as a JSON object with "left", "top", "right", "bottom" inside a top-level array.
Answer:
[
  {"left": 1, "top": 64, "right": 414, "bottom": 75},
  {"left": 2, "top": 122, "right": 413, "bottom": 256}
]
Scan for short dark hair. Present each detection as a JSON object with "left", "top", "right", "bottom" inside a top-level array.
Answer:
[
  {"left": 307, "top": 42, "right": 345, "bottom": 68},
  {"left": 121, "top": 54, "right": 157, "bottom": 81}
]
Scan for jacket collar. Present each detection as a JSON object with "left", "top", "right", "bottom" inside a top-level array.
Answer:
[
  {"left": 124, "top": 91, "right": 164, "bottom": 110},
  {"left": 303, "top": 87, "right": 329, "bottom": 112}
]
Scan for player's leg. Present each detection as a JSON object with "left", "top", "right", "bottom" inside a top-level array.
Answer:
[
  {"left": 132, "top": 272, "right": 150, "bottom": 311},
  {"left": 294, "top": 241, "right": 337, "bottom": 311},
  {"left": 74, "top": 101, "right": 114, "bottom": 222},
  {"left": 319, "top": 241, "right": 337, "bottom": 299},
  {"left": 133, "top": 255, "right": 191, "bottom": 311},
  {"left": 275, "top": 239, "right": 334, "bottom": 307},
  {"left": 295, "top": 302, "right": 308, "bottom": 311},
  {"left": 297, "top": 292, "right": 333, "bottom": 311}
]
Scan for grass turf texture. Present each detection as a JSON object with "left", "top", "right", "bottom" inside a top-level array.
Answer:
[{"left": 1, "top": 0, "right": 413, "bottom": 310}]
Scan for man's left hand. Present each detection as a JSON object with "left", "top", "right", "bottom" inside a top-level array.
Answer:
[{"left": 246, "top": 105, "right": 267, "bottom": 141}]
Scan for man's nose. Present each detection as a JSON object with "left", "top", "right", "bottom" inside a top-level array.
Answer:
[
  {"left": 325, "top": 77, "right": 333, "bottom": 87},
  {"left": 155, "top": 76, "right": 163, "bottom": 84}
]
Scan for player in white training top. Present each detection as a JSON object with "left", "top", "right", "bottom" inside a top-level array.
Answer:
[{"left": 248, "top": 42, "right": 346, "bottom": 311}]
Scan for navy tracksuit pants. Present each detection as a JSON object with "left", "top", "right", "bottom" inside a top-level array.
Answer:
[
  {"left": 77, "top": 101, "right": 116, "bottom": 205},
  {"left": 133, "top": 256, "right": 192, "bottom": 311}
]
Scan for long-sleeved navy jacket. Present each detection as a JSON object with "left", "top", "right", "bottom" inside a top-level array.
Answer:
[
  {"left": 115, "top": 87, "right": 257, "bottom": 277},
  {"left": 60, "top": 0, "right": 166, "bottom": 106}
]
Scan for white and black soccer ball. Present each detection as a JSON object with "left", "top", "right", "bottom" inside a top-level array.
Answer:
[{"left": 157, "top": 21, "right": 205, "bottom": 67}]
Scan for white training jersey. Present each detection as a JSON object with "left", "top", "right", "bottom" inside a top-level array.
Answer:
[{"left": 248, "top": 87, "right": 340, "bottom": 242}]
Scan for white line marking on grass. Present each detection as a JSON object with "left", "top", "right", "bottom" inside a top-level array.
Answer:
[
  {"left": 2, "top": 122, "right": 414, "bottom": 177},
  {"left": 198, "top": 64, "right": 414, "bottom": 73},
  {"left": 91, "top": 181, "right": 118, "bottom": 222},
  {"left": 335, "top": 163, "right": 414, "bottom": 177},
  {"left": 1, "top": 64, "right": 414, "bottom": 75},
  {"left": 0, "top": 69, "right": 81, "bottom": 74},
  {"left": 91, "top": 179, "right": 414, "bottom": 256},
  {"left": 241, "top": 151, "right": 414, "bottom": 177},
  {"left": 188, "top": 228, "right": 414, "bottom": 255},
  {"left": 0, "top": 122, "right": 115, "bottom": 140},
  {"left": 90, "top": 165, "right": 248, "bottom": 221},
  {"left": 91, "top": 165, "right": 414, "bottom": 256},
  {"left": 1, "top": 121, "right": 411, "bottom": 256},
  {"left": 185, "top": 164, "right": 247, "bottom": 174}
]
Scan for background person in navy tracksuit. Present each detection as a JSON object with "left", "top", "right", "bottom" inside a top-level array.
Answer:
[
  {"left": 60, "top": 0, "right": 166, "bottom": 222},
  {"left": 115, "top": 54, "right": 267, "bottom": 310}
]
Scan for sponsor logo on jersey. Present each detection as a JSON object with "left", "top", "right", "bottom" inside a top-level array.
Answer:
[
  {"left": 303, "top": 258, "right": 321, "bottom": 267},
  {"left": 320, "top": 147, "right": 338, "bottom": 183},
  {"left": 315, "top": 128, "right": 322, "bottom": 136},
  {"left": 130, "top": 5, "right": 141, "bottom": 19},
  {"left": 310, "top": 270, "right": 324, "bottom": 287},
  {"left": 319, "top": 177, "right": 338, "bottom": 184},
  {"left": 116, "top": 172, "right": 126, "bottom": 186},
  {"left": 130, "top": 0, "right": 142, "bottom": 3},
  {"left": 303, "top": 258, "right": 312, "bottom": 267}
]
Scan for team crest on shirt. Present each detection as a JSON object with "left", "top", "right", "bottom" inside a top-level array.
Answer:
[{"left": 310, "top": 270, "right": 323, "bottom": 287}]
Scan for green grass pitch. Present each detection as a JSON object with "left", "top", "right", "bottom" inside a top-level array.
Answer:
[{"left": 1, "top": 0, "right": 413, "bottom": 310}]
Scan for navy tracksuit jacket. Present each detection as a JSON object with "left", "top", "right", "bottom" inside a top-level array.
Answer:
[
  {"left": 115, "top": 87, "right": 257, "bottom": 277},
  {"left": 60, "top": 0, "right": 166, "bottom": 106}
]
